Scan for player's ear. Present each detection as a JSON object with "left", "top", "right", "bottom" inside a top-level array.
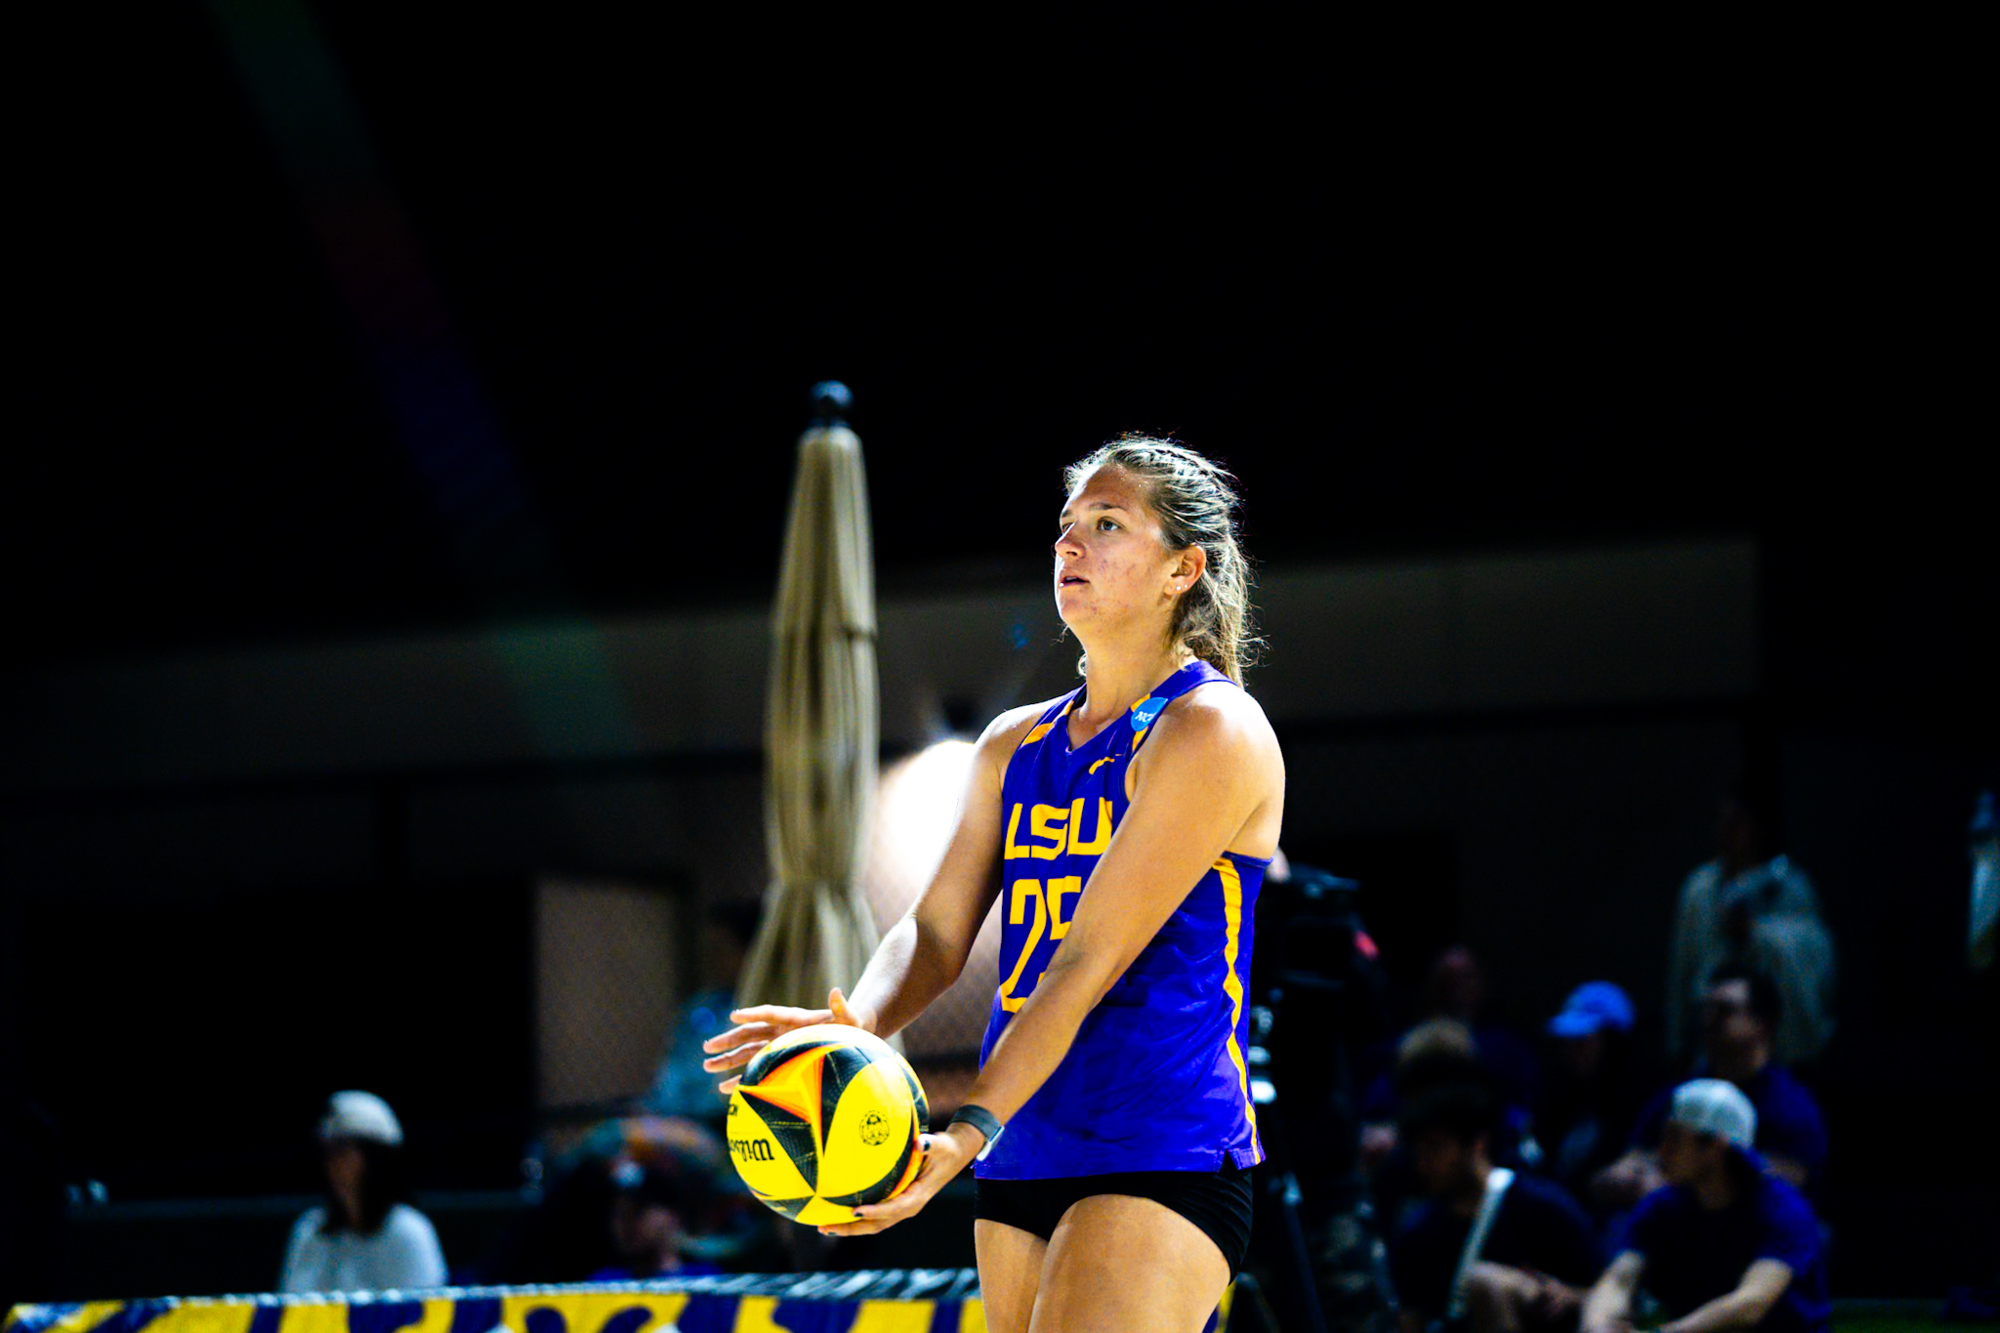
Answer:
[{"left": 1171, "top": 544, "right": 1207, "bottom": 593}]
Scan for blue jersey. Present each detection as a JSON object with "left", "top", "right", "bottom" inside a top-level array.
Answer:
[{"left": 976, "top": 659, "right": 1268, "bottom": 1179}]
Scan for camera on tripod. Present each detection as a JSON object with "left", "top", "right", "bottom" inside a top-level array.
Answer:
[
  {"left": 1250, "top": 864, "right": 1389, "bottom": 1179},
  {"left": 1242, "top": 862, "right": 1397, "bottom": 1333}
]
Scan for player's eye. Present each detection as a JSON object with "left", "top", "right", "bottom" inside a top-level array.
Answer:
[{"left": 1097, "top": 518, "right": 1119, "bottom": 531}]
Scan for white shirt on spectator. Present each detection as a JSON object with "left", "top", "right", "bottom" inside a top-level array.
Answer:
[{"left": 279, "top": 1202, "right": 447, "bottom": 1293}]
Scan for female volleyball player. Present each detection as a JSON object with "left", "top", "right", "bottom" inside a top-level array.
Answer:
[{"left": 705, "top": 435, "right": 1284, "bottom": 1333}]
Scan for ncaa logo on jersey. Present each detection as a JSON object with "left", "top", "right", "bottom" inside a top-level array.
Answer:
[{"left": 1131, "top": 696, "right": 1169, "bottom": 732}]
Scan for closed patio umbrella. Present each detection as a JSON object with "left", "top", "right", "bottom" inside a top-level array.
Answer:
[{"left": 738, "top": 382, "right": 883, "bottom": 1018}]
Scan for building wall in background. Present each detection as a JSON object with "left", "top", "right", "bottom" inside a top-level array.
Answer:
[
  {"left": 534, "top": 877, "right": 685, "bottom": 1112},
  {"left": 6, "top": 537, "right": 1757, "bottom": 778},
  {"left": 2, "top": 537, "right": 1758, "bottom": 1039}
]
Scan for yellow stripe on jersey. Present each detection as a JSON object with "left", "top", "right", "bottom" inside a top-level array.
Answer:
[
  {"left": 1020, "top": 700, "right": 1074, "bottom": 747},
  {"left": 1215, "top": 854, "right": 1262, "bottom": 1157}
]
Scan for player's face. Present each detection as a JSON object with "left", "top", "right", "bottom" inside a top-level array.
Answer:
[{"left": 1053, "top": 465, "right": 1184, "bottom": 630}]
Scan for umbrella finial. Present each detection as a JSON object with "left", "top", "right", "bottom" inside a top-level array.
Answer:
[{"left": 810, "top": 380, "right": 852, "bottom": 429}]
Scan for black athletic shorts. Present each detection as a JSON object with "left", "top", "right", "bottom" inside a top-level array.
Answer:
[{"left": 974, "top": 1160, "right": 1255, "bottom": 1277}]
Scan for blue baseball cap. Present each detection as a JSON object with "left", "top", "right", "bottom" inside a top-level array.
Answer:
[{"left": 1547, "top": 981, "right": 1635, "bottom": 1038}]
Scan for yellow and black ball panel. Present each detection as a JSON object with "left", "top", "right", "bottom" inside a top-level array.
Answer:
[
  {"left": 726, "top": 1024, "right": 927, "bottom": 1225},
  {"left": 892, "top": 1050, "right": 929, "bottom": 1134},
  {"left": 725, "top": 1093, "right": 817, "bottom": 1219}
]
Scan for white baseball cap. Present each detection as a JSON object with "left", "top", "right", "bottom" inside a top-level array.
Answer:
[
  {"left": 319, "top": 1090, "right": 404, "bottom": 1146},
  {"left": 1668, "top": 1078, "right": 1756, "bottom": 1150}
]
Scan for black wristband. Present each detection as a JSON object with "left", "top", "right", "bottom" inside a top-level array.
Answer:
[{"left": 946, "top": 1103, "right": 1004, "bottom": 1157}]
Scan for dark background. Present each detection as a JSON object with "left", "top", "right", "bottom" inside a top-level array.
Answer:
[
  {"left": 15, "top": 10, "right": 1980, "bottom": 659},
  {"left": 5, "top": 4, "right": 1991, "bottom": 1303}
]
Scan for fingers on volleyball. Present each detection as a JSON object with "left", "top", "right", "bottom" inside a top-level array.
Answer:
[{"left": 726, "top": 1023, "right": 929, "bottom": 1226}]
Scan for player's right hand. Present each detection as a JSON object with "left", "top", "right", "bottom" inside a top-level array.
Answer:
[{"left": 700, "top": 987, "right": 874, "bottom": 1095}]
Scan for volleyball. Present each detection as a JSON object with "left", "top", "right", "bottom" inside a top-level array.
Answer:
[{"left": 726, "top": 1023, "right": 929, "bottom": 1225}]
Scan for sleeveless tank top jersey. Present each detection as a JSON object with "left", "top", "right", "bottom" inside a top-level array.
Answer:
[{"left": 975, "top": 659, "right": 1269, "bottom": 1179}]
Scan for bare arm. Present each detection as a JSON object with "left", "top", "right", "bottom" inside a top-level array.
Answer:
[
  {"left": 702, "top": 704, "right": 1036, "bottom": 1086},
  {"left": 1583, "top": 1250, "right": 1645, "bottom": 1333},
  {"left": 845, "top": 709, "right": 1031, "bottom": 1038},
  {"left": 1661, "top": 1259, "right": 1794, "bottom": 1333}
]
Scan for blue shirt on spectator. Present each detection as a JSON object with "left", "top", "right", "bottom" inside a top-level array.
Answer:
[
  {"left": 1626, "top": 1167, "right": 1830, "bottom": 1333},
  {"left": 1390, "top": 1174, "right": 1604, "bottom": 1319},
  {"left": 1631, "top": 1065, "right": 1827, "bottom": 1192}
]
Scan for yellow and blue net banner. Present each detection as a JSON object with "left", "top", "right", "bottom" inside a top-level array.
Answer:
[{"left": 6, "top": 1271, "right": 1238, "bottom": 1333}]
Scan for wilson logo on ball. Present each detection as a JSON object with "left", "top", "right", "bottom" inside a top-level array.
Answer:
[{"left": 725, "top": 1024, "right": 929, "bottom": 1226}]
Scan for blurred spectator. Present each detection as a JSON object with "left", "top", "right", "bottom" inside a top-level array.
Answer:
[
  {"left": 590, "top": 1156, "right": 724, "bottom": 1280},
  {"left": 1390, "top": 1081, "right": 1603, "bottom": 1333},
  {"left": 1596, "top": 968, "right": 1827, "bottom": 1211},
  {"left": 1417, "top": 947, "right": 1542, "bottom": 1112},
  {"left": 1583, "top": 1080, "right": 1829, "bottom": 1333},
  {"left": 279, "top": 1091, "right": 446, "bottom": 1293},
  {"left": 480, "top": 1149, "right": 621, "bottom": 1282},
  {"left": 1363, "top": 1020, "right": 1523, "bottom": 1237},
  {"left": 1667, "top": 789, "right": 1835, "bottom": 1068},
  {"left": 482, "top": 1114, "right": 774, "bottom": 1281},
  {"left": 1534, "top": 982, "right": 1644, "bottom": 1201},
  {"left": 1361, "top": 1018, "right": 1478, "bottom": 1177},
  {"left": 645, "top": 901, "right": 762, "bottom": 1125},
  {"left": 1360, "top": 947, "right": 1541, "bottom": 1175}
]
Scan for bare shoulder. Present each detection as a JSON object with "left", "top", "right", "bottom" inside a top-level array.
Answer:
[
  {"left": 971, "top": 698, "right": 1065, "bottom": 778},
  {"left": 1129, "top": 679, "right": 1284, "bottom": 856},
  {"left": 983, "top": 698, "right": 1060, "bottom": 746},
  {"left": 1131, "top": 679, "right": 1284, "bottom": 808},
  {"left": 1153, "top": 680, "right": 1282, "bottom": 761}
]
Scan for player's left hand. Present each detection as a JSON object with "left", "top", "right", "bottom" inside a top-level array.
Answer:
[{"left": 815, "top": 1121, "right": 983, "bottom": 1237}]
